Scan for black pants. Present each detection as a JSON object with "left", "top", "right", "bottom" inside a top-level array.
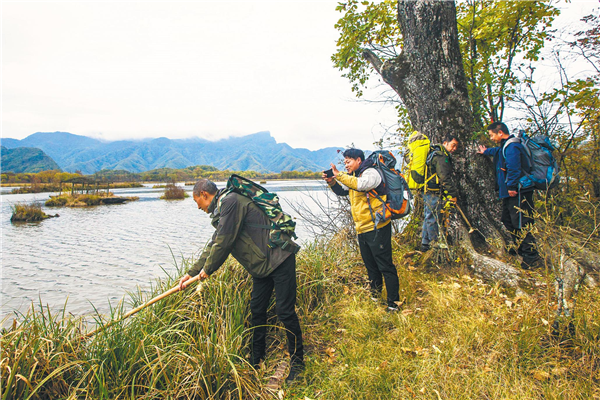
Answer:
[
  {"left": 501, "top": 190, "right": 539, "bottom": 265},
  {"left": 357, "top": 223, "right": 400, "bottom": 308},
  {"left": 250, "top": 254, "right": 303, "bottom": 365}
]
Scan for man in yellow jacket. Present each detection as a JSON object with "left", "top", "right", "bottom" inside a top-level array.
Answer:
[{"left": 323, "top": 148, "right": 400, "bottom": 312}]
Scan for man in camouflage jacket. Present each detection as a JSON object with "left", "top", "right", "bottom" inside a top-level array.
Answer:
[{"left": 179, "top": 179, "right": 304, "bottom": 382}]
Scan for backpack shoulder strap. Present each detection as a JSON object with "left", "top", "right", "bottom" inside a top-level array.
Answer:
[{"left": 501, "top": 137, "right": 521, "bottom": 159}]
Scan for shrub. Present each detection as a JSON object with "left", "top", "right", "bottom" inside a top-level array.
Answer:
[{"left": 160, "top": 183, "right": 188, "bottom": 200}]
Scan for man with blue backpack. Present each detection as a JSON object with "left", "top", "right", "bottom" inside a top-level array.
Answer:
[
  {"left": 323, "top": 148, "right": 402, "bottom": 312},
  {"left": 477, "top": 122, "right": 543, "bottom": 269}
]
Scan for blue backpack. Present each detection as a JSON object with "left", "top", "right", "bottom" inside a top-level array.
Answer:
[{"left": 502, "top": 130, "right": 560, "bottom": 191}]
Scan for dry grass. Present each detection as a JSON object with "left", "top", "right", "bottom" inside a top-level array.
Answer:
[
  {"left": 1, "top": 235, "right": 598, "bottom": 399},
  {"left": 160, "top": 183, "right": 188, "bottom": 200},
  {"left": 10, "top": 203, "right": 52, "bottom": 222}
]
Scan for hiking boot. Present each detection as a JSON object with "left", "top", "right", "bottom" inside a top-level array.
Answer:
[
  {"left": 420, "top": 243, "right": 430, "bottom": 252},
  {"left": 285, "top": 360, "right": 305, "bottom": 384}
]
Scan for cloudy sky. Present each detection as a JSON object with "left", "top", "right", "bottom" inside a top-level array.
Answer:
[{"left": 2, "top": 0, "right": 598, "bottom": 151}]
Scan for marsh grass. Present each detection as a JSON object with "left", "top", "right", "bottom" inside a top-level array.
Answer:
[
  {"left": 1, "top": 235, "right": 598, "bottom": 399},
  {"left": 10, "top": 203, "right": 52, "bottom": 222},
  {"left": 45, "top": 193, "right": 138, "bottom": 207}
]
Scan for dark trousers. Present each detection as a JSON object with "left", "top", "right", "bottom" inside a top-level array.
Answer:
[
  {"left": 501, "top": 190, "right": 539, "bottom": 265},
  {"left": 250, "top": 254, "right": 303, "bottom": 365},
  {"left": 357, "top": 223, "right": 400, "bottom": 308}
]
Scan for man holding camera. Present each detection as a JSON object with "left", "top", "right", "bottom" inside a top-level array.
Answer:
[{"left": 323, "top": 148, "right": 400, "bottom": 312}]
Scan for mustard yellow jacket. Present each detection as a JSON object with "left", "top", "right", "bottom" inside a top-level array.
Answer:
[{"left": 331, "top": 169, "right": 390, "bottom": 234}]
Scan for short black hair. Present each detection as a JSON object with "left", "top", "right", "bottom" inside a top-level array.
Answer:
[
  {"left": 193, "top": 179, "right": 218, "bottom": 196},
  {"left": 443, "top": 134, "right": 459, "bottom": 144},
  {"left": 487, "top": 122, "right": 510, "bottom": 135},
  {"left": 342, "top": 148, "right": 365, "bottom": 162}
]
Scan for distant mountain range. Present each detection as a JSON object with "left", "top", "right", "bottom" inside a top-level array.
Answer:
[
  {"left": 1, "top": 146, "right": 61, "bottom": 173},
  {"left": 0, "top": 131, "right": 340, "bottom": 174}
]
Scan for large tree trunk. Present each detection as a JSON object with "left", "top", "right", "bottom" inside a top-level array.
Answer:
[
  {"left": 361, "top": 0, "right": 600, "bottom": 299},
  {"left": 363, "top": 0, "right": 518, "bottom": 282}
]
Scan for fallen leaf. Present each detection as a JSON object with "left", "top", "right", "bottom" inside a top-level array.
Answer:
[
  {"left": 408, "top": 266, "right": 417, "bottom": 271},
  {"left": 343, "top": 286, "right": 350, "bottom": 295},
  {"left": 336, "top": 328, "right": 347, "bottom": 334},
  {"left": 402, "top": 309, "right": 413, "bottom": 316},
  {"left": 541, "top": 318, "right": 549, "bottom": 326},
  {"left": 505, "top": 300, "right": 513, "bottom": 308},
  {"left": 325, "top": 347, "right": 336, "bottom": 357},
  {"left": 394, "top": 297, "right": 406, "bottom": 308},
  {"left": 452, "top": 283, "right": 461, "bottom": 289}
]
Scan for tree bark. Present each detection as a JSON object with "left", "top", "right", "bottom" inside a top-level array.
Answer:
[
  {"left": 363, "top": 1, "right": 509, "bottom": 254},
  {"left": 361, "top": 0, "right": 600, "bottom": 294}
]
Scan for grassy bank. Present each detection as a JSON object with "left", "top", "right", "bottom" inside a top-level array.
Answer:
[{"left": 1, "top": 237, "right": 598, "bottom": 399}]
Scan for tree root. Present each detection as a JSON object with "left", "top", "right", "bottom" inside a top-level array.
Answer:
[{"left": 453, "top": 225, "right": 527, "bottom": 288}]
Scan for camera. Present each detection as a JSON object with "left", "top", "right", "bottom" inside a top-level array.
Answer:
[{"left": 323, "top": 169, "right": 334, "bottom": 178}]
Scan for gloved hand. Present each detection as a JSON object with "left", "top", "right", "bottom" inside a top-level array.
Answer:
[{"left": 443, "top": 196, "right": 457, "bottom": 211}]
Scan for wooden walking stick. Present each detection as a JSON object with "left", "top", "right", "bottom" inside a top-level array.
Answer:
[
  {"left": 455, "top": 203, "right": 477, "bottom": 234},
  {"left": 81, "top": 275, "right": 201, "bottom": 339}
]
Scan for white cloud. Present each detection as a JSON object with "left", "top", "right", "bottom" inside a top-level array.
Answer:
[{"left": 2, "top": 0, "right": 596, "bottom": 151}]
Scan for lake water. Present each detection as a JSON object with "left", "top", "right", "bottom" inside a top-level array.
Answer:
[{"left": 1, "top": 180, "right": 332, "bottom": 325}]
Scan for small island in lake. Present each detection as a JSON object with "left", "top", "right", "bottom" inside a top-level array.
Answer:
[{"left": 10, "top": 203, "right": 58, "bottom": 222}]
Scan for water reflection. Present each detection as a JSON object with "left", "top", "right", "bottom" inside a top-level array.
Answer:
[{"left": 1, "top": 180, "right": 330, "bottom": 324}]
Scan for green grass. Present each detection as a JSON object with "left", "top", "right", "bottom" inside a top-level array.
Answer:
[{"left": 1, "top": 236, "right": 599, "bottom": 399}]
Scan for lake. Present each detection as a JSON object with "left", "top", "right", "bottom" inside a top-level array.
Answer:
[{"left": 1, "top": 180, "right": 332, "bottom": 325}]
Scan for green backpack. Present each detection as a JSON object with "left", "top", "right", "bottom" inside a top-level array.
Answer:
[{"left": 225, "top": 174, "right": 299, "bottom": 253}]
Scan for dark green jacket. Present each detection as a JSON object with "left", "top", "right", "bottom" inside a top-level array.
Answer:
[
  {"left": 188, "top": 189, "right": 294, "bottom": 278},
  {"left": 426, "top": 144, "right": 458, "bottom": 198}
]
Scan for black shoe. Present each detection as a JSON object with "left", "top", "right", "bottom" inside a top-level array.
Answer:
[
  {"left": 420, "top": 244, "right": 430, "bottom": 252},
  {"left": 507, "top": 247, "right": 518, "bottom": 256},
  {"left": 285, "top": 361, "right": 305, "bottom": 384}
]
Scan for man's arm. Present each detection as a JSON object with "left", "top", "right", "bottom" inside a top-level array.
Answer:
[
  {"left": 336, "top": 168, "right": 382, "bottom": 192},
  {"left": 187, "top": 231, "right": 217, "bottom": 277},
  {"left": 480, "top": 146, "right": 500, "bottom": 157},
  {"left": 192, "top": 194, "right": 243, "bottom": 276},
  {"left": 504, "top": 143, "right": 522, "bottom": 194}
]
